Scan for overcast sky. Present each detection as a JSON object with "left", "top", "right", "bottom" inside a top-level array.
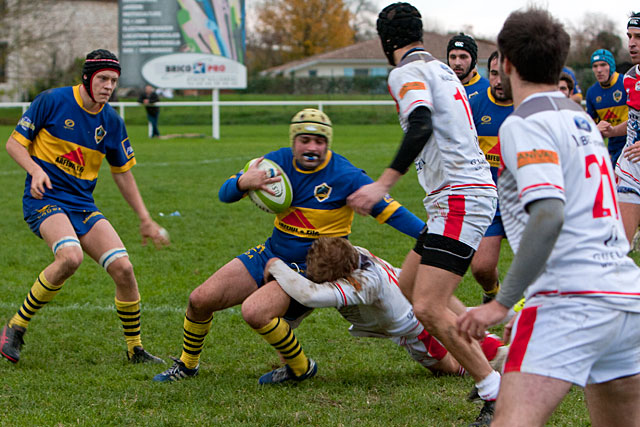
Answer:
[{"left": 376, "top": 0, "right": 636, "bottom": 40}]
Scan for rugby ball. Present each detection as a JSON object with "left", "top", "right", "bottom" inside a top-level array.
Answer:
[{"left": 243, "top": 158, "right": 293, "bottom": 214}]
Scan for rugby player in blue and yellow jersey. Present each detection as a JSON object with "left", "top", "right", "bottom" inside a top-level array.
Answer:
[
  {"left": 1, "top": 49, "right": 168, "bottom": 365},
  {"left": 447, "top": 33, "right": 490, "bottom": 100},
  {"left": 586, "top": 49, "right": 628, "bottom": 165},
  {"left": 153, "top": 108, "right": 425, "bottom": 382},
  {"left": 469, "top": 51, "right": 514, "bottom": 304}
]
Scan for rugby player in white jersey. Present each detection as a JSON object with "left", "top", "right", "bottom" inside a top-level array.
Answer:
[
  {"left": 242, "top": 237, "right": 506, "bottom": 381},
  {"left": 457, "top": 9, "right": 640, "bottom": 426},
  {"left": 347, "top": 3, "right": 499, "bottom": 425}
]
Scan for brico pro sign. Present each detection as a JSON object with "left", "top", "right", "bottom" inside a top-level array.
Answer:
[{"left": 141, "top": 53, "right": 247, "bottom": 89}]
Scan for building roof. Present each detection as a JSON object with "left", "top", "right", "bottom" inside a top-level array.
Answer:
[{"left": 261, "top": 31, "right": 497, "bottom": 76}]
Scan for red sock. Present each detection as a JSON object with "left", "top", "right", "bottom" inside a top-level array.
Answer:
[{"left": 480, "top": 333, "right": 503, "bottom": 362}]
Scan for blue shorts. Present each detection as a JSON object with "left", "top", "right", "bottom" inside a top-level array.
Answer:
[
  {"left": 484, "top": 214, "right": 505, "bottom": 237},
  {"left": 24, "top": 199, "right": 105, "bottom": 239},
  {"left": 237, "top": 239, "right": 311, "bottom": 321}
]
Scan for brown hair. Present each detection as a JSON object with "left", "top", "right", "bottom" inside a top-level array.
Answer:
[
  {"left": 558, "top": 71, "right": 574, "bottom": 92},
  {"left": 497, "top": 8, "right": 569, "bottom": 85},
  {"left": 306, "top": 237, "right": 360, "bottom": 287}
]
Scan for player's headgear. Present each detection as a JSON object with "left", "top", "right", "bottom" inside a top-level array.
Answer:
[
  {"left": 82, "top": 49, "right": 121, "bottom": 102},
  {"left": 289, "top": 108, "right": 333, "bottom": 147},
  {"left": 628, "top": 12, "right": 640, "bottom": 29},
  {"left": 590, "top": 49, "right": 616, "bottom": 77},
  {"left": 376, "top": 3, "right": 423, "bottom": 66},
  {"left": 447, "top": 33, "right": 478, "bottom": 80}
]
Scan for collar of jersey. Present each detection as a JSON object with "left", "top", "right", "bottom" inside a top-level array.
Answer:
[
  {"left": 73, "top": 85, "right": 105, "bottom": 115},
  {"left": 401, "top": 47, "right": 426, "bottom": 62},
  {"left": 487, "top": 87, "right": 513, "bottom": 107},
  {"left": 464, "top": 72, "right": 481, "bottom": 86},
  {"left": 293, "top": 150, "right": 332, "bottom": 174},
  {"left": 600, "top": 72, "right": 619, "bottom": 89}
]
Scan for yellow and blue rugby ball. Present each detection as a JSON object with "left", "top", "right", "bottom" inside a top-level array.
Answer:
[{"left": 243, "top": 158, "right": 293, "bottom": 214}]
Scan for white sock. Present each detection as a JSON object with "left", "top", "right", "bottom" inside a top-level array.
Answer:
[{"left": 476, "top": 370, "right": 501, "bottom": 401}]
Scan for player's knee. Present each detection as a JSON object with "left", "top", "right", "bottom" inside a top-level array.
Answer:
[
  {"left": 240, "top": 299, "right": 263, "bottom": 328},
  {"left": 106, "top": 256, "right": 135, "bottom": 285},
  {"left": 188, "top": 289, "right": 214, "bottom": 318},
  {"left": 54, "top": 247, "right": 84, "bottom": 276},
  {"left": 412, "top": 302, "right": 441, "bottom": 330}
]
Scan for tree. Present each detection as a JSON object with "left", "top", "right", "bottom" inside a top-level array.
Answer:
[
  {"left": 254, "top": 0, "right": 355, "bottom": 64},
  {"left": 346, "top": 0, "right": 378, "bottom": 42},
  {"left": 566, "top": 12, "right": 628, "bottom": 67}
]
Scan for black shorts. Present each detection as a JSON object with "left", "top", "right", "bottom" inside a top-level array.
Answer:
[{"left": 413, "top": 228, "right": 475, "bottom": 277}]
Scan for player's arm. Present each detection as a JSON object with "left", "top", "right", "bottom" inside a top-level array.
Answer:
[
  {"left": 457, "top": 198, "right": 564, "bottom": 341},
  {"left": 600, "top": 119, "right": 627, "bottom": 138},
  {"left": 218, "top": 156, "right": 281, "bottom": 202},
  {"left": 371, "top": 202, "right": 425, "bottom": 239},
  {"left": 267, "top": 258, "right": 342, "bottom": 308},
  {"left": 111, "top": 170, "right": 169, "bottom": 248},
  {"left": 6, "top": 135, "right": 51, "bottom": 199},
  {"left": 348, "top": 107, "right": 433, "bottom": 215}
]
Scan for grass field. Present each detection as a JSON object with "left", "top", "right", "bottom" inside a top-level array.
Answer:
[{"left": 0, "top": 121, "right": 593, "bottom": 426}]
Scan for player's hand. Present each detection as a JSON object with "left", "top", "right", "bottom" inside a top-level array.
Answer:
[
  {"left": 502, "top": 315, "right": 517, "bottom": 345},
  {"left": 29, "top": 167, "right": 52, "bottom": 199},
  {"left": 140, "top": 218, "right": 170, "bottom": 248},
  {"left": 347, "top": 182, "right": 388, "bottom": 216},
  {"left": 597, "top": 120, "right": 613, "bottom": 137},
  {"left": 237, "top": 157, "right": 282, "bottom": 195},
  {"left": 456, "top": 300, "right": 509, "bottom": 342},
  {"left": 623, "top": 141, "right": 640, "bottom": 163}
]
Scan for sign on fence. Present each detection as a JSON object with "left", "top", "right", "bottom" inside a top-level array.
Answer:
[{"left": 118, "top": 0, "right": 246, "bottom": 89}]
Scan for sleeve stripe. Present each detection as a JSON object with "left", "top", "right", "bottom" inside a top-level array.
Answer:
[
  {"left": 374, "top": 200, "right": 401, "bottom": 224},
  {"left": 519, "top": 183, "right": 564, "bottom": 199}
]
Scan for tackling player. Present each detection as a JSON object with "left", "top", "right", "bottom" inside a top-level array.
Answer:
[
  {"left": 458, "top": 9, "right": 640, "bottom": 426},
  {"left": 348, "top": 3, "right": 500, "bottom": 425},
  {"left": 447, "top": 33, "right": 490, "bottom": 100},
  {"left": 585, "top": 49, "right": 628, "bottom": 165},
  {"left": 152, "top": 108, "right": 425, "bottom": 382},
  {"left": 469, "top": 51, "right": 514, "bottom": 303},
  {"left": 242, "top": 237, "right": 507, "bottom": 382},
  {"left": 1, "top": 49, "right": 168, "bottom": 365}
]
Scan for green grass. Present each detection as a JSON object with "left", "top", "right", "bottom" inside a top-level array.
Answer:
[{"left": 0, "top": 123, "right": 595, "bottom": 425}]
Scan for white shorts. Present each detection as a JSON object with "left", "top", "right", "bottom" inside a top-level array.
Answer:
[
  {"left": 616, "top": 161, "right": 640, "bottom": 204},
  {"left": 424, "top": 194, "right": 496, "bottom": 250},
  {"left": 505, "top": 298, "right": 640, "bottom": 386}
]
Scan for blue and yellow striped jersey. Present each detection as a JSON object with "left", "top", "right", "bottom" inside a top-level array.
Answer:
[
  {"left": 585, "top": 72, "right": 628, "bottom": 162},
  {"left": 470, "top": 86, "right": 514, "bottom": 184},
  {"left": 12, "top": 85, "right": 135, "bottom": 211},
  {"left": 220, "top": 148, "right": 423, "bottom": 263},
  {"left": 464, "top": 72, "right": 490, "bottom": 101}
]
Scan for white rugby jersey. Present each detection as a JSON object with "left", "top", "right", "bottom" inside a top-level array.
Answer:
[
  {"left": 268, "top": 247, "right": 422, "bottom": 338},
  {"left": 499, "top": 91, "right": 640, "bottom": 302},
  {"left": 615, "top": 64, "right": 640, "bottom": 187},
  {"left": 388, "top": 50, "right": 496, "bottom": 205}
]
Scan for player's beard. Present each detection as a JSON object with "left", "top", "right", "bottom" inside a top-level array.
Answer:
[
  {"left": 491, "top": 85, "right": 511, "bottom": 103},
  {"left": 498, "top": 62, "right": 513, "bottom": 101}
]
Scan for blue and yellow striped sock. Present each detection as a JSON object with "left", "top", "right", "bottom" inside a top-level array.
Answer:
[
  {"left": 255, "top": 317, "right": 309, "bottom": 377},
  {"left": 9, "top": 271, "right": 64, "bottom": 329},
  {"left": 180, "top": 314, "right": 212, "bottom": 369}
]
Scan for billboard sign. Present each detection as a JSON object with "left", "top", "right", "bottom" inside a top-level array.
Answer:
[{"left": 118, "top": 0, "right": 246, "bottom": 89}]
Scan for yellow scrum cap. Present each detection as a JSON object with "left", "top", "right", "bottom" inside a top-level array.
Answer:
[{"left": 289, "top": 108, "right": 333, "bottom": 147}]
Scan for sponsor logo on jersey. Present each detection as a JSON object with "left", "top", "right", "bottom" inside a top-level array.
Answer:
[
  {"left": 574, "top": 116, "right": 592, "bottom": 132},
  {"left": 94, "top": 125, "right": 106, "bottom": 144},
  {"left": 481, "top": 115, "right": 492, "bottom": 125},
  {"left": 517, "top": 149, "right": 559, "bottom": 168},
  {"left": 399, "top": 81, "right": 426, "bottom": 99},
  {"left": 278, "top": 211, "right": 320, "bottom": 236},
  {"left": 613, "top": 90, "right": 623, "bottom": 103},
  {"left": 602, "top": 110, "right": 620, "bottom": 122},
  {"left": 314, "top": 183, "right": 332, "bottom": 202},
  {"left": 121, "top": 138, "right": 134, "bottom": 159},
  {"left": 636, "top": 81, "right": 640, "bottom": 92},
  {"left": 467, "top": 90, "right": 479, "bottom": 99},
  {"left": 18, "top": 116, "right": 35, "bottom": 131},
  {"left": 64, "top": 119, "right": 75, "bottom": 130},
  {"left": 56, "top": 148, "right": 85, "bottom": 175},
  {"left": 596, "top": 96, "right": 602, "bottom": 103}
]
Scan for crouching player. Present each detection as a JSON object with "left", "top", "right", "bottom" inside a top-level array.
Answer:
[{"left": 241, "top": 237, "right": 507, "bottom": 383}]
